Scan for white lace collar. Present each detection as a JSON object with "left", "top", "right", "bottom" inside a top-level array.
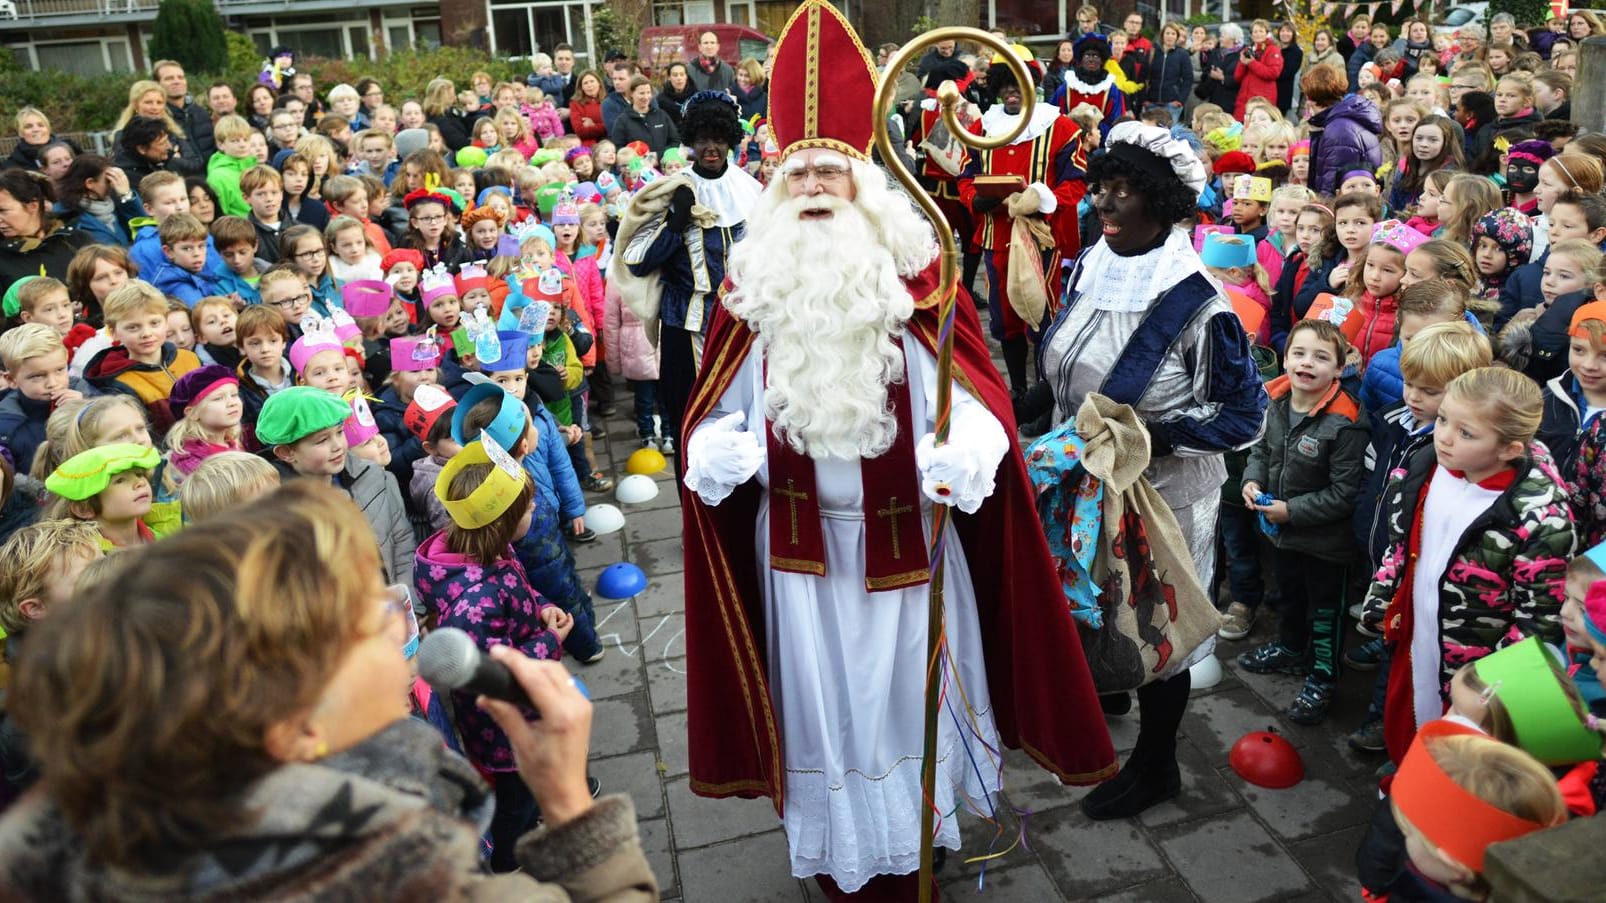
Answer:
[
  {"left": 1074, "top": 227, "right": 1213, "bottom": 313},
  {"left": 1064, "top": 70, "right": 1116, "bottom": 95},
  {"left": 688, "top": 164, "right": 764, "bottom": 228},
  {"left": 980, "top": 102, "right": 1062, "bottom": 145}
]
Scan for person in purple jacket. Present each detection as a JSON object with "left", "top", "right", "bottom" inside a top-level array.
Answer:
[{"left": 1302, "top": 64, "right": 1382, "bottom": 197}]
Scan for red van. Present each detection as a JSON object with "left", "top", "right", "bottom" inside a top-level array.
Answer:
[{"left": 638, "top": 24, "right": 773, "bottom": 76}]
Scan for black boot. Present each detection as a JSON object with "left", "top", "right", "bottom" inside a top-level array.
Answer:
[
  {"left": 1001, "top": 336, "right": 1029, "bottom": 396},
  {"left": 1081, "top": 669, "right": 1191, "bottom": 820}
]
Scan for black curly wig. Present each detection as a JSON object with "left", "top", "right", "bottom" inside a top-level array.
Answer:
[
  {"left": 1086, "top": 147, "right": 1198, "bottom": 227},
  {"left": 680, "top": 92, "right": 745, "bottom": 149}
]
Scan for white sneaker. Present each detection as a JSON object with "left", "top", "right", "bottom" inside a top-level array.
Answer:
[
  {"left": 658, "top": 437, "right": 676, "bottom": 457},
  {"left": 1218, "top": 602, "right": 1256, "bottom": 640}
]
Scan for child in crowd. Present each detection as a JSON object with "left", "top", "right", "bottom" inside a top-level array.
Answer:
[
  {"left": 129, "top": 171, "right": 221, "bottom": 279},
  {"left": 1361, "top": 270, "right": 1480, "bottom": 422},
  {"left": 6, "top": 277, "right": 75, "bottom": 343},
  {"left": 1472, "top": 207, "right": 1534, "bottom": 306},
  {"left": 1389, "top": 115, "right": 1465, "bottom": 214},
  {"left": 1266, "top": 185, "right": 1313, "bottom": 260},
  {"left": 1202, "top": 233, "right": 1273, "bottom": 347},
  {"left": 454, "top": 262, "right": 495, "bottom": 315},
  {"left": 381, "top": 247, "right": 425, "bottom": 318},
  {"left": 280, "top": 225, "right": 340, "bottom": 317},
  {"left": 326, "top": 214, "right": 383, "bottom": 283},
  {"left": 1406, "top": 171, "right": 1454, "bottom": 240},
  {"left": 1360, "top": 367, "right": 1574, "bottom": 762},
  {"left": 290, "top": 319, "right": 354, "bottom": 397},
  {"left": 190, "top": 295, "right": 240, "bottom": 369},
  {"left": 322, "top": 175, "right": 392, "bottom": 256},
  {"left": 45, "top": 443, "right": 162, "bottom": 549},
  {"left": 344, "top": 395, "right": 391, "bottom": 467},
  {"left": 1541, "top": 240, "right": 1604, "bottom": 313},
  {"left": 210, "top": 215, "right": 267, "bottom": 305},
  {"left": 1347, "top": 320, "right": 1492, "bottom": 753},
  {"left": 0, "top": 324, "right": 91, "bottom": 474},
  {"left": 1346, "top": 221, "right": 1423, "bottom": 364},
  {"left": 177, "top": 450, "right": 278, "bottom": 523},
  {"left": 81, "top": 282, "right": 201, "bottom": 438},
  {"left": 207, "top": 115, "right": 259, "bottom": 218},
  {"left": 462, "top": 206, "right": 507, "bottom": 263},
  {"left": 241, "top": 165, "right": 288, "bottom": 263},
  {"left": 403, "top": 188, "right": 469, "bottom": 271},
  {"left": 1239, "top": 319, "right": 1369, "bottom": 724},
  {"left": 419, "top": 264, "right": 463, "bottom": 332},
  {"left": 352, "top": 129, "right": 399, "bottom": 185},
  {"left": 604, "top": 273, "right": 662, "bottom": 451},
  {"left": 1272, "top": 202, "right": 1339, "bottom": 353},
  {"left": 257, "top": 386, "right": 414, "bottom": 584},
  {"left": 403, "top": 383, "right": 457, "bottom": 531},
  {"left": 1561, "top": 546, "right": 1606, "bottom": 711},
  {"left": 1548, "top": 301, "right": 1606, "bottom": 547},
  {"left": 375, "top": 333, "right": 439, "bottom": 480},
  {"left": 164, "top": 365, "right": 244, "bottom": 479},
  {"left": 234, "top": 302, "right": 294, "bottom": 442},
  {"left": 151, "top": 213, "right": 224, "bottom": 306},
  {"left": 454, "top": 382, "right": 603, "bottom": 663},
  {"left": 164, "top": 300, "right": 195, "bottom": 352},
  {"left": 413, "top": 430, "right": 571, "bottom": 872},
  {"left": 1328, "top": 192, "right": 1382, "bottom": 297}
]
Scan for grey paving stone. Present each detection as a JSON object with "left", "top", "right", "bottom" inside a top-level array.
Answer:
[
  {"left": 589, "top": 596, "right": 642, "bottom": 643},
  {"left": 639, "top": 613, "right": 686, "bottom": 662},
  {"left": 571, "top": 638, "right": 645, "bottom": 701},
  {"left": 665, "top": 777, "right": 784, "bottom": 849},
  {"left": 1154, "top": 810, "right": 1313, "bottom": 903},
  {"left": 589, "top": 691, "right": 653, "bottom": 757},
  {"left": 1033, "top": 806, "right": 1170, "bottom": 898},
  {"left": 589, "top": 750, "right": 666, "bottom": 820},
  {"left": 633, "top": 536, "right": 687, "bottom": 575},
  {"left": 1287, "top": 824, "right": 1368, "bottom": 903},
  {"left": 1137, "top": 738, "right": 1244, "bottom": 829},
  {"left": 1230, "top": 744, "right": 1377, "bottom": 842},
  {"left": 625, "top": 505, "right": 687, "bottom": 544},
  {"left": 649, "top": 656, "right": 689, "bottom": 714},
  {"left": 636, "top": 816, "right": 680, "bottom": 899},
  {"left": 940, "top": 861, "right": 1062, "bottom": 899},
  {"left": 1180, "top": 686, "right": 1296, "bottom": 761},
  {"left": 656, "top": 709, "right": 689, "bottom": 777},
  {"left": 677, "top": 830, "right": 803, "bottom": 901},
  {"left": 572, "top": 531, "right": 627, "bottom": 571},
  {"left": 1089, "top": 876, "right": 1200, "bottom": 903}
]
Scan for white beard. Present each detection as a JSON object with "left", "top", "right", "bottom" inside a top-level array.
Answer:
[{"left": 725, "top": 192, "right": 920, "bottom": 460}]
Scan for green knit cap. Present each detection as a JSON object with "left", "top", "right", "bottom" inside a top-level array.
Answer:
[
  {"left": 256, "top": 386, "right": 352, "bottom": 447},
  {"left": 46, "top": 443, "right": 161, "bottom": 501}
]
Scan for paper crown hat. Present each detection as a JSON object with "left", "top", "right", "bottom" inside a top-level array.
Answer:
[
  {"left": 390, "top": 332, "right": 441, "bottom": 372},
  {"left": 480, "top": 330, "right": 531, "bottom": 373},
  {"left": 452, "top": 381, "right": 527, "bottom": 450},
  {"left": 1232, "top": 175, "right": 1273, "bottom": 203},
  {"left": 289, "top": 316, "right": 344, "bottom": 373},
  {"left": 551, "top": 190, "right": 580, "bottom": 226},
  {"left": 1371, "top": 219, "right": 1429, "bottom": 257},
  {"left": 454, "top": 261, "right": 491, "bottom": 298},
  {"left": 404, "top": 383, "right": 456, "bottom": 441},
  {"left": 341, "top": 279, "right": 393, "bottom": 318},
  {"left": 1392, "top": 720, "right": 1560, "bottom": 873},
  {"left": 1471, "top": 636, "right": 1603, "bottom": 765},
  {"left": 769, "top": 0, "right": 878, "bottom": 162},
  {"left": 344, "top": 393, "right": 381, "bottom": 448},
  {"left": 419, "top": 263, "right": 457, "bottom": 305},
  {"left": 435, "top": 434, "right": 528, "bottom": 529},
  {"left": 1201, "top": 232, "right": 1257, "bottom": 269}
]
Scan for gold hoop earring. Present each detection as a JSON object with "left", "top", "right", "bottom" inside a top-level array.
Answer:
[{"left": 313, "top": 740, "right": 329, "bottom": 759}]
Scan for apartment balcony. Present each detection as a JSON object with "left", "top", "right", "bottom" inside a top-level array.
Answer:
[{"left": 0, "top": 0, "right": 158, "bottom": 30}]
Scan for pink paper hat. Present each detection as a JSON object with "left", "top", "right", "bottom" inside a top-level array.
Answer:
[
  {"left": 344, "top": 394, "right": 381, "bottom": 447},
  {"left": 1371, "top": 219, "right": 1429, "bottom": 257},
  {"left": 342, "top": 279, "right": 393, "bottom": 318},
  {"left": 289, "top": 317, "right": 344, "bottom": 374},
  {"left": 390, "top": 333, "right": 442, "bottom": 372}
]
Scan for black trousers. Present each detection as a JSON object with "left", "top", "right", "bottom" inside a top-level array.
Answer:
[
  {"left": 657, "top": 325, "right": 697, "bottom": 451},
  {"left": 1273, "top": 548, "right": 1348, "bottom": 683}
]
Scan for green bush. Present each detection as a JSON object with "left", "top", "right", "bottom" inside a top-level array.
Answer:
[
  {"left": 1488, "top": 0, "right": 1550, "bottom": 27},
  {"left": 0, "top": 45, "right": 527, "bottom": 135},
  {"left": 148, "top": 0, "right": 227, "bottom": 74}
]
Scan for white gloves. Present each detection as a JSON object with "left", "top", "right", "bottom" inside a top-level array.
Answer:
[
  {"left": 915, "top": 433, "right": 995, "bottom": 515},
  {"left": 1028, "top": 181, "right": 1057, "bottom": 214},
  {"left": 685, "top": 411, "right": 765, "bottom": 506}
]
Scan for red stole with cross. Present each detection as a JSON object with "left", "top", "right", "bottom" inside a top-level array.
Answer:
[{"left": 763, "top": 350, "right": 930, "bottom": 593}]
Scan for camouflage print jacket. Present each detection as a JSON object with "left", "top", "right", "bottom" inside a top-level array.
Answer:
[{"left": 1361, "top": 443, "right": 1576, "bottom": 693}]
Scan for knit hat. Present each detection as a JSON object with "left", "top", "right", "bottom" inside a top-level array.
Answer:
[
  {"left": 381, "top": 248, "right": 424, "bottom": 274},
  {"left": 624, "top": 140, "right": 650, "bottom": 158},
  {"left": 341, "top": 279, "right": 393, "bottom": 318},
  {"left": 1288, "top": 139, "right": 1310, "bottom": 161},
  {"left": 460, "top": 204, "right": 506, "bottom": 232},
  {"left": 404, "top": 187, "right": 460, "bottom": 214},
  {"left": 288, "top": 317, "right": 344, "bottom": 374},
  {"left": 1071, "top": 32, "right": 1112, "bottom": 67},
  {"left": 343, "top": 393, "right": 381, "bottom": 449},
  {"left": 394, "top": 128, "right": 429, "bottom": 160},
  {"left": 1213, "top": 150, "right": 1256, "bottom": 177},
  {"left": 530, "top": 148, "right": 564, "bottom": 168},
  {"left": 564, "top": 145, "right": 591, "bottom": 164},
  {"left": 661, "top": 147, "right": 687, "bottom": 167},
  {"left": 451, "top": 381, "right": 527, "bottom": 450},
  {"left": 1, "top": 275, "right": 35, "bottom": 319},
  {"left": 46, "top": 443, "right": 161, "bottom": 501},
  {"left": 1204, "top": 124, "right": 1244, "bottom": 153},
  {"left": 534, "top": 183, "right": 565, "bottom": 218},
  {"left": 434, "top": 435, "right": 528, "bottom": 529},
  {"left": 168, "top": 365, "right": 238, "bottom": 420},
  {"left": 1471, "top": 208, "right": 1534, "bottom": 277},
  {"left": 1371, "top": 219, "right": 1430, "bottom": 257},
  {"left": 455, "top": 146, "right": 488, "bottom": 169},
  {"left": 1569, "top": 302, "right": 1606, "bottom": 338},
  {"left": 1507, "top": 139, "right": 1556, "bottom": 168},
  {"left": 404, "top": 383, "right": 456, "bottom": 442},
  {"left": 256, "top": 386, "right": 353, "bottom": 447},
  {"left": 390, "top": 333, "right": 442, "bottom": 372}
]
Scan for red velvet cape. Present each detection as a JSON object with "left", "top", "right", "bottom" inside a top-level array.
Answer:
[{"left": 679, "top": 258, "right": 1117, "bottom": 813}]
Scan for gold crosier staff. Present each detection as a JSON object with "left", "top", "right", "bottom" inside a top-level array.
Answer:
[{"left": 869, "top": 28, "right": 1035, "bottom": 903}]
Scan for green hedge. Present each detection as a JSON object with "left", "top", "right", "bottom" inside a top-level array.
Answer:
[{"left": 0, "top": 42, "right": 527, "bottom": 135}]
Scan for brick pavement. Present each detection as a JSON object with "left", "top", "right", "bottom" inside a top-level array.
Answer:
[{"left": 579, "top": 374, "right": 1380, "bottom": 902}]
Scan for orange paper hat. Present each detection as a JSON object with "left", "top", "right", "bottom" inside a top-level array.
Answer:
[
  {"left": 1392, "top": 720, "right": 1557, "bottom": 873},
  {"left": 768, "top": 0, "right": 878, "bottom": 162}
]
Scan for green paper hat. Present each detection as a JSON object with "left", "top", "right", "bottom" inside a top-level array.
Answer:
[
  {"left": 534, "top": 183, "right": 564, "bottom": 217},
  {"left": 46, "top": 443, "right": 160, "bottom": 501},
  {"left": 1473, "top": 636, "right": 1603, "bottom": 765},
  {"left": 2, "top": 275, "right": 37, "bottom": 318},
  {"left": 256, "top": 386, "right": 353, "bottom": 447},
  {"left": 530, "top": 148, "right": 564, "bottom": 168}
]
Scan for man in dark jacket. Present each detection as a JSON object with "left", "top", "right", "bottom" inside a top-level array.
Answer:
[
  {"left": 155, "top": 60, "right": 216, "bottom": 158},
  {"left": 687, "top": 31, "right": 737, "bottom": 93}
]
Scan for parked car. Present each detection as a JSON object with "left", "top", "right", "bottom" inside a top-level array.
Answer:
[
  {"left": 638, "top": 24, "right": 772, "bottom": 77},
  {"left": 1434, "top": 4, "right": 1490, "bottom": 35}
]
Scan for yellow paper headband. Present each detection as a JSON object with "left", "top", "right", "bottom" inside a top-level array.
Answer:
[{"left": 434, "top": 436, "right": 527, "bottom": 529}]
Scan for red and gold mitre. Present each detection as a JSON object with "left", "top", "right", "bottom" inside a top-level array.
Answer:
[{"left": 768, "top": 0, "right": 879, "bottom": 161}]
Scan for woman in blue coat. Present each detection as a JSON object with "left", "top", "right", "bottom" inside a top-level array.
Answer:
[{"left": 54, "top": 155, "right": 146, "bottom": 248}]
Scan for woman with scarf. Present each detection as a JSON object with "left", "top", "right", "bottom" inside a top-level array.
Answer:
[
  {"left": 0, "top": 169, "right": 98, "bottom": 296},
  {"left": 1033, "top": 122, "right": 1268, "bottom": 820},
  {"left": 6, "top": 107, "right": 84, "bottom": 173},
  {"left": 53, "top": 155, "right": 145, "bottom": 248},
  {"left": 1196, "top": 22, "right": 1245, "bottom": 114}
]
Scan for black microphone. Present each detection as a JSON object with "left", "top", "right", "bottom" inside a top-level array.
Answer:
[{"left": 418, "top": 628, "right": 538, "bottom": 715}]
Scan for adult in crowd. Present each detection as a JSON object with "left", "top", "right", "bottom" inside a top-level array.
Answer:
[
  {"left": 568, "top": 70, "right": 609, "bottom": 145},
  {"left": 155, "top": 59, "right": 215, "bottom": 158},
  {"left": 1074, "top": 3, "right": 1101, "bottom": 37},
  {"left": 1040, "top": 121, "right": 1266, "bottom": 819},
  {"left": 1043, "top": 39, "right": 1078, "bottom": 98},
  {"left": 285, "top": 72, "right": 326, "bottom": 129},
  {"left": 1451, "top": 23, "right": 1485, "bottom": 72},
  {"left": 1395, "top": 18, "right": 1435, "bottom": 80},
  {"left": 609, "top": 75, "right": 680, "bottom": 156},
  {"left": 688, "top": 31, "right": 736, "bottom": 93},
  {"left": 1146, "top": 22, "right": 1192, "bottom": 114},
  {"left": 55, "top": 155, "right": 143, "bottom": 247},
  {"left": 1490, "top": 12, "right": 1530, "bottom": 53},
  {"left": 601, "top": 64, "right": 639, "bottom": 135},
  {"left": 113, "top": 116, "right": 194, "bottom": 186},
  {"left": 1535, "top": 70, "right": 1571, "bottom": 121},
  {"left": 549, "top": 43, "right": 578, "bottom": 110},
  {"left": 356, "top": 78, "right": 386, "bottom": 125},
  {"left": 5, "top": 107, "right": 82, "bottom": 172},
  {"left": 422, "top": 78, "right": 472, "bottom": 152},
  {"left": 1569, "top": 10, "right": 1606, "bottom": 40},
  {"left": 0, "top": 483, "right": 657, "bottom": 900},
  {"left": 113, "top": 81, "right": 202, "bottom": 176},
  {"left": 1233, "top": 19, "right": 1283, "bottom": 120},
  {"left": 0, "top": 169, "right": 97, "bottom": 296},
  {"left": 1303, "top": 63, "right": 1381, "bottom": 195},
  {"left": 245, "top": 83, "right": 277, "bottom": 132},
  {"left": 1196, "top": 22, "right": 1244, "bottom": 114},
  {"left": 915, "top": 37, "right": 959, "bottom": 79},
  {"left": 657, "top": 62, "right": 697, "bottom": 132},
  {"left": 1274, "top": 21, "right": 1302, "bottom": 115},
  {"left": 1123, "top": 11, "right": 1152, "bottom": 58},
  {"left": 1303, "top": 28, "right": 1343, "bottom": 78},
  {"left": 205, "top": 81, "right": 238, "bottom": 121},
  {"left": 731, "top": 58, "right": 768, "bottom": 121}
]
